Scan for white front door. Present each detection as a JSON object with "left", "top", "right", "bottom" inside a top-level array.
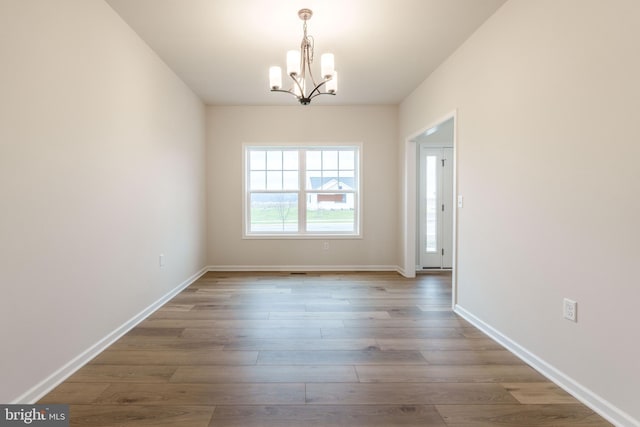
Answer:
[{"left": 419, "top": 146, "right": 453, "bottom": 268}]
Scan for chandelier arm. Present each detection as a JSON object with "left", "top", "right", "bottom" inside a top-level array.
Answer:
[
  {"left": 305, "top": 57, "right": 319, "bottom": 89},
  {"left": 309, "top": 90, "right": 336, "bottom": 100},
  {"left": 307, "top": 79, "right": 330, "bottom": 99},
  {"left": 289, "top": 73, "right": 306, "bottom": 98},
  {"left": 270, "top": 88, "right": 294, "bottom": 95}
]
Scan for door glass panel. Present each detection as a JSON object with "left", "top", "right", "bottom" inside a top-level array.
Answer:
[{"left": 425, "top": 155, "right": 437, "bottom": 252}]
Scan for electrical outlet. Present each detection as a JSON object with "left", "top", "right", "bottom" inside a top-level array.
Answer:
[
  {"left": 563, "top": 298, "right": 577, "bottom": 322},
  {"left": 323, "top": 242, "right": 330, "bottom": 250}
]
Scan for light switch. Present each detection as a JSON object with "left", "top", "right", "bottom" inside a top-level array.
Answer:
[{"left": 457, "top": 195, "right": 464, "bottom": 208}]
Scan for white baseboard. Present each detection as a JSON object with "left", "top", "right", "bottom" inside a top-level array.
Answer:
[
  {"left": 13, "top": 266, "right": 208, "bottom": 404},
  {"left": 207, "top": 264, "right": 401, "bottom": 273},
  {"left": 396, "top": 265, "right": 410, "bottom": 277},
  {"left": 454, "top": 304, "right": 639, "bottom": 427}
]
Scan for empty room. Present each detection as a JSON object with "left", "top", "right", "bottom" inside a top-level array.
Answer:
[{"left": 1, "top": 0, "right": 638, "bottom": 426}]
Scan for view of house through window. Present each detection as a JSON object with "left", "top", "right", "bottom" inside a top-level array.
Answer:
[{"left": 245, "top": 145, "right": 360, "bottom": 236}]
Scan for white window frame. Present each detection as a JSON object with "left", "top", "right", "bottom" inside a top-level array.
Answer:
[{"left": 243, "top": 143, "right": 362, "bottom": 239}]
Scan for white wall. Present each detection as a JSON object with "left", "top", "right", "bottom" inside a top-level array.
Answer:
[
  {"left": 0, "top": 0, "right": 207, "bottom": 402},
  {"left": 207, "top": 106, "right": 398, "bottom": 269},
  {"left": 399, "top": 0, "right": 640, "bottom": 424}
]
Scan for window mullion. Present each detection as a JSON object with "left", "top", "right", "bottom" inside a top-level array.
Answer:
[{"left": 299, "top": 149, "right": 306, "bottom": 234}]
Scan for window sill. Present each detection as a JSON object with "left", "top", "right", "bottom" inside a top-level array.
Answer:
[{"left": 243, "top": 234, "right": 362, "bottom": 240}]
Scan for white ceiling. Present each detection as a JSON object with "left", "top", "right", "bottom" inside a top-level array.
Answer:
[{"left": 105, "top": 0, "right": 506, "bottom": 106}]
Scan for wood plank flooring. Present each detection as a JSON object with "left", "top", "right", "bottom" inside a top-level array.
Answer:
[{"left": 39, "top": 271, "right": 612, "bottom": 426}]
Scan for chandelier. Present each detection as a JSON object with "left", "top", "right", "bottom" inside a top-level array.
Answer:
[{"left": 269, "top": 8, "right": 337, "bottom": 105}]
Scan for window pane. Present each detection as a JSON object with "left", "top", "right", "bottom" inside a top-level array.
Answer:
[
  {"left": 339, "top": 170, "right": 355, "bottom": 189},
  {"left": 323, "top": 172, "right": 340, "bottom": 190},
  {"left": 323, "top": 150, "right": 338, "bottom": 170},
  {"left": 306, "top": 151, "right": 321, "bottom": 170},
  {"left": 250, "top": 150, "right": 266, "bottom": 170},
  {"left": 250, "top": 193, "right": 298, "bottom": 232},
  {"left": 266, "top": 171, "right": 282, "bottom": 190},
  {"left": 246, "top": 146, "right": 359, "bottom": 236},
  {"left": 339, "top": 150, "right": 355, "bottom": 170},
  {"left": 283, "top": 151, "right": 298, "bottom": 170},
  {"left": 266, "top": 151, "right": 282, "bottom": 170},
  {"left": 425, "top": 155, "right": 437, "bottom": 252},
  {"left": 283, "top": 171, "right": 298, "bottom": 190},
  {"left": 307, "top": 193, "right": 355, "bottom": 232},
  {"left": 249, "top": 170, "right": 266, "bottom": 190},
  {"left": 307, "top": 170, "right": 323, "bottom": 190}
]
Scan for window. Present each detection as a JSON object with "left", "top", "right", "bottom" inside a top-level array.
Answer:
[{"left": 245, "top": 145, "right": 360, "bottom": 237}]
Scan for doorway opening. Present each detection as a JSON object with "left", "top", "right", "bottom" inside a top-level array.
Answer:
[{"left": 406, "top": 114, "right": 456, "bottom": 290}]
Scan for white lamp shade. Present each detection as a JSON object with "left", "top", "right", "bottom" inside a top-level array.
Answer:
[
  {"left": 326, "top": 71, "right": 338, "bottom": 94},
  {"left": 287, "top": 50, "right": 301, "bottom": 76},
  {"left": 321, "top": 53, "right": 335, "bottom": 79},
  {"left": 269, "top": 66, "right": 282, "bottom": 90}
]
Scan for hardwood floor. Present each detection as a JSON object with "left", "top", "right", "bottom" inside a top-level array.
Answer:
[{"left": 39, "top": 271, "right": 612, "bottom": 426}]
